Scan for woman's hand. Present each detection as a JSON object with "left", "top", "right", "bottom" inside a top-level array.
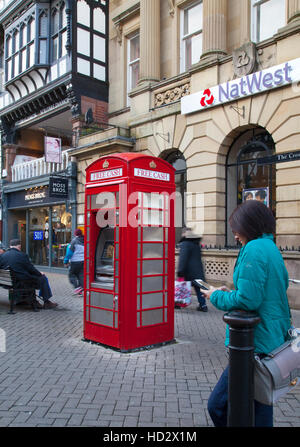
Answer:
[
  {"left": 202, "top": 285, "right": 231, "bottom": 299},
  {"left": 202, "top": 286, "right": 217, "bottom": 300}
]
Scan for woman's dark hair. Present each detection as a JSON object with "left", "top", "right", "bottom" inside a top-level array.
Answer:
[{"left": 229, "top": 200, "right": 275, "bottom": 242}]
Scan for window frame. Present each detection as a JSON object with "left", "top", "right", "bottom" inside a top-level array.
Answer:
[
  {"left": 251, "top": 0, "right": 286, "bottom": 43},
  {"left": 127, "top": 31, "right": 140, "bottom": 103},
  {"left": 51, "top": 3, "right": 67, "bottom": 63},
  {"left": 4, "top": 5, "right": 51, "bottom": 84},
  {"left": 76, "top": 1, "right": 108, "bottom": 82},
  {"left": 180, "top": 0, "right": 203, "bottom": 73}
]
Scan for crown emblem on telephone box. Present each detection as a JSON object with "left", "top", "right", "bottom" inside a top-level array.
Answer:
[
  {"left": 149, "top": 161, "right": 157, "bottom": 169},
  {"left": 103, "top": 160, "right": 109, "bottom": 168}
]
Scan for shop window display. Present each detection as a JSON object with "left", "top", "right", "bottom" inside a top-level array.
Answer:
[
  {"left": 51, "top": 204, "right": 72, "bottom": 267},
  {"left": 28, "top": 204, "right": 71, "bottom": 267}
]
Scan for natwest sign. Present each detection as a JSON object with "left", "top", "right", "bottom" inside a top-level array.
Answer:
[{"left": 181, "top": 58, "right": 300, "bottom": 115}]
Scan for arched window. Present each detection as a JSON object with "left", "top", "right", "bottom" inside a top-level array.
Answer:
[
  {"left": 163, "top": 150, "right": 187, "bottom": 243},
  {"left": 226, "top": 128, "right": 276, "bottom": 246}
]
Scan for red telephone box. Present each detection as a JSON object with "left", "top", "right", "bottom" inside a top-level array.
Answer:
[{"left": 83, "top": 153, "right": 176, "bottom": 351}]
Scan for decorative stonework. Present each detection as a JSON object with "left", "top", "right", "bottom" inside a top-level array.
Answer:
[
  {"left": 154, "top": 83, "right": 190, "bottom": 107},
  {"left": 233, "top": 42, "right": 257, "bottom": 77},
  {"left": 204, "top": 259, "right": 230, "bottom": 280}
]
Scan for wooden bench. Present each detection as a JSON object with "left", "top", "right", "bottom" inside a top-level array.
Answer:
[{"left": 0, "top": 268, "right": 38, "bottom": 314}]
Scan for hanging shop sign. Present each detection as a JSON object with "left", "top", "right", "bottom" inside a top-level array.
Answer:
[
  {"left": 49, "top": 176, "right": 69, "bottom": 198},
  {"left": 45, "top": 136, "right": 62, "bottom": 163},
  {"left": 181, "top": 58, "right": 300, "bottom": 115}
]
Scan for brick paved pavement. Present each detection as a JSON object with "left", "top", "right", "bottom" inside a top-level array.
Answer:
[{"left": 0, "top": 272, "right": 299, "bottom": 428}]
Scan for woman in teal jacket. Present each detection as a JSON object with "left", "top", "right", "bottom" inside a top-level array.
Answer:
[{"left": 203, "top": 200, "right": 291, "bottom": 427}]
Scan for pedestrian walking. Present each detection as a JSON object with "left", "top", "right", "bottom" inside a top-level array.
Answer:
[
  {"left": 177, "top": 227, "right": 207, "bottom": 312},
  {"left": 64, "top": 229, "right": 84, "bottom": 295},
  {"left": 0, "top": 243, "right": 6, "bottom": 255},
  {"left": 0, "top": 239, "right": 57, "bottom": 309},
  {"left": 202, "top": 200, "right": 291, "bottom": 427}
]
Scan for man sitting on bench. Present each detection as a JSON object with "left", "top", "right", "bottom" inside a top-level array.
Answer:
[{"left": 0, "top": 239, "right": 58, "bottom": 309}]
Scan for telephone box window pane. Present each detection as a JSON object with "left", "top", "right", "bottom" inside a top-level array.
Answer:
[
  {"left": 95, "top": 228, "right": 114, "bottom": 287},
  {"left": 78, "top": 29, "right": 90, "bottom": 56},
  {"left": 115, "top": 261, "right": 119, "bottom": 276},
  {"left": 142, "top": 209, "right": 164, "bottom": 226},
  {"left": 90, "top": 291, "right": 113, "bottom": 309},
  {"left": 115, "top": 243, "right": 119, "bottom": 259},
  {"left": 142, "top": 260, "right": 163, "bottom": 275},
  {"left": 94, "top": 35, "right": 105, "bottom": 61},
  {"left": 90, "top": 307, "right": 113, "bottom": 327},
  {"left": 142, "top": 276, "right": 163, "bottom": 292},
  {"left": 94, "top": 7, "right": 105, "bottom": 33},
  {"left": 91, "top": 192, "right": 116, "bottom": 209},
  {"left": 142, "top": 292, "right": 163, "bottom": 309},
  {"left": 142, "top": 227, "right": 164, "bottom": 241},
  {"left": 114, "top": 313, "right": 118, "bottom": 329},
  {"left": 142, "top": 309, "right": 163, "bottom": 326},
  {"left": 77, "top": 57, "right": 90, "bottom": 76},
  {"left": 142, "top": 243, "right": 163, "bottom": 258}
]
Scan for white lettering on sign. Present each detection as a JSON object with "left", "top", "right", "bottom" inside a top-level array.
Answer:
[
  {"left": 90, "top": 168, "right": 123, "bottom": 181},
  {"left": 181, "top": 58, "right": 300, "bottom": 115},
  {"left": 52, "top": 182, "right": 66, "bottom": 193},
  {"left": 134, "top": 168, "right": 170, "bottom": 182},
  {"left": 25, "top": 191, "right": 46, "bottom": 201}
]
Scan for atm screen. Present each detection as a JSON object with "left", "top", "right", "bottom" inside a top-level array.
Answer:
[{"left": 94, "top": 227, "right": 114, "bottom": 289}]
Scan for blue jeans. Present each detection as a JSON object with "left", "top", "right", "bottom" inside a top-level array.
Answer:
[
  {"left": 207, "top": 366, "right": 273, "bottom": 427},
  {"left": 193, "top": 284, "right": 207, "bottom": 307}
]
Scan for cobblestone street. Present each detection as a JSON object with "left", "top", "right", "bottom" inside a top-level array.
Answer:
[{"left": 0, "top": 272, "right": 299, "bottom": 428}]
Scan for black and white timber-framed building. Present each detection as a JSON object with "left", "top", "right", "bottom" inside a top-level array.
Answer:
[{"left": 0, "top": 0, "right": 109, "bottom": 270}]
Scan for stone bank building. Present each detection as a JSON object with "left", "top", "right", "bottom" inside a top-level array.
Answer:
[{"left": 69, "top": 0, "right": 300, "bottom": 308}]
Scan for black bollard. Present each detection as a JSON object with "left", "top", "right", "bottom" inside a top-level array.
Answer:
[{"left": 223, "top": 310, "right": 261, "bottom": 427}]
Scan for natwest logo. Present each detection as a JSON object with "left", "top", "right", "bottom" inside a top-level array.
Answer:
[
  {"left": 200, "top": 89, "right": 214, "bottom": 107},
  {"left": 181, "top": 58, "right": 300, "bottom": 115}
]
